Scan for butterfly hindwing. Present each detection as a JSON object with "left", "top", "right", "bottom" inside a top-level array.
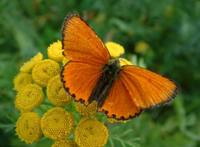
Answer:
[
  {"left": 99, "top": 65, "right": 177, "bottom": 120},
  {"left": 99, "top": 73, "right": 141, "bottom": 120},
  {"left": 62, "top": 14, "right": 110, "bottom": 65}
]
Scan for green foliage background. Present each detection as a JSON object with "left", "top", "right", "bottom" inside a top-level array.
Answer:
[{"left": 0, "top": 0, "right": 200, "bottom": 147}]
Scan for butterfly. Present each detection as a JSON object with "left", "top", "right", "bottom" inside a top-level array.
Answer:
[{"left": 61, "top": 14, "right": 178, "bottom": 120}]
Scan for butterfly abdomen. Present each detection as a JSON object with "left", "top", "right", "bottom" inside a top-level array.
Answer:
[{"left": 89, "top": 59, "right": 121, "bottom": 106}]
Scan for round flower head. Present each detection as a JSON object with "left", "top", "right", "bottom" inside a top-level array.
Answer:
[
  {"left": 41, "top": 107, "right": 73, "bottom": 140},
  {"left": 119, "top": 58, "right": 133, "bottom": 67},
  {"left": 14, "top": 72, "right": 32, "bottom": 91},
  {"left": 106, "top": 42, "right": 125, "bottom": 58},
  {"left": 15, "top": 84, "right": 44, "bottom": 112},
  {"left": 47, "top": 75, "right": 71, "bottom": 106},
  {"left": 20, "top": 52, "right": 43, "bottom": 73},
  {"left": 16, "top": 112, "right": 42, "bottom": 144},
  {"left": 32, "top": 59, "right": 60, "bottom": 87},
  {"left": 75, "top": 119, "right": 109, "bottom": 147},
  {"left": 75, "top": 101, "right": 97, "bottom": 117},
  {"left": 52, "top": 140, "right": 78, "bottom": 147},
  {"left": 135, "top": 41, "right": 149, "bottom": 54},
  {"left": 47, "top": 40, "right": 64, "bottom": 62}
]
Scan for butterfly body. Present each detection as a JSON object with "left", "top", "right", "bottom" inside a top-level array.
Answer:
[
  {"left": 62, "top": 14, "right": 178, "bottom": 120},
  {"left": 89, "top": 59, "right": 120, "bottom": 106}
]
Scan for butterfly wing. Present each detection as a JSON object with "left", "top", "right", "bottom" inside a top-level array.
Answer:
[
  {"left": 99, "top": 65, "right": 177, "bottom": 120},
  {"left": 99, "top": 73, "right": 141, "bottom": 120},
  {"left": 62, "top": 14, "right": 110, "bottom": 65},
  {"left": 62, "top": 61, "right": 103, "bottom": 102},
  {"left": 120, "top": 65, "right": 178, "bottom": 108},
  {"left": 62, "top": 14, "right": 110, "bottom": 102}
]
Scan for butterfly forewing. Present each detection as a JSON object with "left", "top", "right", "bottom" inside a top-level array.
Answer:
[
  {"left": 120, "top": 65, "right": 177, "bottom": 108},
  {"left": 62, "top": 15, "right": 110, "bottom": 102},
  {"left": 62, "top": 15, "right": 110, "bottom": 65}
]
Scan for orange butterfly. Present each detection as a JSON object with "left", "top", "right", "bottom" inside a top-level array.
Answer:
[{"left": 61, "top": 14, "right": 178, "bottom": 120}]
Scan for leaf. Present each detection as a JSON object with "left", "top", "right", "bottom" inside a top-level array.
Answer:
[
  {"left": 173, "top": 96, "right": 200, "bottom": 141},
  {"left": 110, "top": 18, "right": 134, "bottom": 35},
  {"left": 106, "top": 120, "right": 141, "bottom": 147},
  {"left": 0, "top": 123, "right": 15, "bottom": 133},
  {"left": 0, "top": 1, "right": 45, "bottom": 57}
]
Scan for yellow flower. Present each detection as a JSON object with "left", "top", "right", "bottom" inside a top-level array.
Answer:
[
  {"left": 32, "top": 59, "right": 60, "bottom": 87},
  {"left": 20, "top": 52, "right": 43, "bottom": 73},
  {"left": 62, "top": 57, "right": 69, "bottom": 65},
  {"left": 14, "top": 72, "right": 32, "bottom": 91},
  {"left": 47, "top": 40, "right": 64, "bottom": 62},
  {"left": 16, "top": 112, "right": 42, "bottom": 144},
  {"left": 106, "top": 42, "right": 125, "bottom": 58},
  {"left": 107, "top": 118, "right": 126, "bottom": 124},
  {"left": 75, "top": 118, "right": 109, "bottom": 147},
  {"left": 135, "top": 41, "right": 149, "bottom": 54},
  {"left": 76, "top": 101, "right": 97, "bottom": 117},
  {"left": 41, "top": 107, "right": 74, "bottom": 140},
  {"left": 47, "top": 75, "right": 71, "bottom": 106},
  {"left": 119, "top": 58, "right": 133, "bottom": 66},
  {"left": 15, "top": 84, "right": 44, "bottom": 112},
  {"left": 52, "top": 140, "right": 78, "bottom": 147}
]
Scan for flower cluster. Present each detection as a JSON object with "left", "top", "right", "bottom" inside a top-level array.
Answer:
[
  {"left": 15, "top": 41, "right": 129, "bottom": 147},
  {"left": 14, "top": 40, "right": 146, "bottom": 146}
]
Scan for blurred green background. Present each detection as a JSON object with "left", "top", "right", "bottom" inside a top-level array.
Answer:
[{"left": 0, "top": 0, "right": 200, "bottom": 147}]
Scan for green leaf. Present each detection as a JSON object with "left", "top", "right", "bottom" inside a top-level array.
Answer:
[
  {"left": 0, "top": 123, "right": 15, "bottom": 133},
  {"left": 106, "top": 121, "right": 140, "bottom": 147}
]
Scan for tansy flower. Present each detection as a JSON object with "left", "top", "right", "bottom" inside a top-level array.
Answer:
[
  {"left": 47, "top": 75, "right": 71, "bottom": 106},
  {"left": 41, "top": 107, "right": 74, "bottom": 140},
  {"left": 106, "top": 41, "right": 125, "bottom": 58},
  {"left": 75, "top": 101, "right": 97, "bottom": 117},
  {"left": 135, "top": 41, "right": 150, "bottom": 54},
  {"left": 119, "top": 58, "right": 133, "bottom": 66},
  {"left": 52, "top": 140, "right": 78, "bottom": 147},
  {"left": 16, "top": 112, "right": 42, "bottom": 144},
  {"left": 62, "top": 57, "right": 69, "bottom": 65},
  {"left": 47, "top": 40, "right": 64, "bottom": 62},
  {"left": 15, "top": 84, "right": 44, "bottom": 112},
  {"left": 13, "top": 72, "right": 32, "bottom": 91},
  {"left": 32, "top": 59, "right": 60, "bottom": 87},
  {"left": 107, "top": 118, "right": 127, "bottom": 124},
  {"left": 20, "top": 52, "right": 43, "bottom": 73},
  {"left": 106, "top": 42, "right": 133, "bottom": 67},
  {"left": 75, "top": 118, "right": 109, "bottom": 147}
]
